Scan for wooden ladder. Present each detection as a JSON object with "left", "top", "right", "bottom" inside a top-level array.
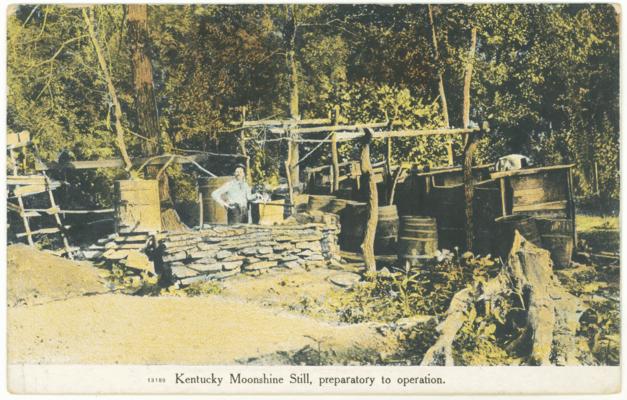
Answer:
[{"left": 7, "top": 131, "right": 74, "bottom": 259}]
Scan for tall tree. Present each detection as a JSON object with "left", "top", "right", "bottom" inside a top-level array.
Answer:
[
  {"left": 127, "top": 4, "right": 183, "bottom": 228},
  {"left": 285, "top": 4, "right": 300, "bottom": 187}
]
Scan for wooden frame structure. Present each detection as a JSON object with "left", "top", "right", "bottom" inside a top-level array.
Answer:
[{"left": 233, "top": 107, "right": 490, "bottom": 269}]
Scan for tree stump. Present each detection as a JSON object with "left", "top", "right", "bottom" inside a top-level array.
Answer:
[{"left": 421, "top": 230, "right": 586, "bottom": 366}]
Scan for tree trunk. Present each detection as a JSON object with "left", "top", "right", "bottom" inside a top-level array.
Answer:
[
  {"left": 127, "top": 4, "right": 183, "bottom": 230},
  {"left": 360, "top": 129, "right": 378, "bottom": 272},
  {"left": 82, "top": 8, "right": 132, "bottom": 171},
  {"left": 462, "top": 26, "right": 478, "bottom": 251},
  {"left": 286, "top": 5, "right": 300, "bottom": 188},
  {"left": 428, "top": 5, "right": 450, "bottom": 128}
]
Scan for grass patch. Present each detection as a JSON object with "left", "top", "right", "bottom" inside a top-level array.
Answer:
[{"left": 577, "top": 214, "right": 619, "bottom": 253}]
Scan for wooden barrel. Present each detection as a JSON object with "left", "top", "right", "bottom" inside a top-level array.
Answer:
[
  {"left": 496, "top": 215, "right": 542, "bottom": 259},
  {"left": 397, "top": 216, "right": 438, "bottom": 267},
  {"left": 536, "top": 218, "right": 574, "bottom": 269},
  {"left": 198, "top": 176, "right": 232, "bottom": 224},
  {"left": 308, "top": 195, "right": 336, "bottom": 212},
  {"left": 114, "top": 179, "right": 161, "bottom": 233},
  {"left": 339, "top": 202, "right": 367, "bottom": 252},
  {"left": 375, "top": 205, "right": 399, "bottom": 255},
  {"left": 430, "top": 185, "right": 465, "bottom": 250}
]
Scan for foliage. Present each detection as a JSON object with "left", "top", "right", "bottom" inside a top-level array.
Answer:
[
  {"left": 556, "top": 263, "right": 620, "bottom": 365},
  {"left": 7, "top": 4, "right": 619, "bottom": 213}
]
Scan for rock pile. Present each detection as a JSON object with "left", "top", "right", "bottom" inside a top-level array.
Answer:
[
  {"left": 158, "top": 221, "right": 340, "bottom": 286},
  {"left": 81, "top": 232, "right": 155, "bottom": 273}
]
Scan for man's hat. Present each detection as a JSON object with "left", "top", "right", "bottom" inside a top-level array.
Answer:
[{"left": 235, "top": 163, "right": 246, "bottom": 171}]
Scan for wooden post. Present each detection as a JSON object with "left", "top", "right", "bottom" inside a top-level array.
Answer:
[
  {"left": 593, "top": 160, "right": 599, "bottom": 195},
  {"left": 447, "top": 139, "right": 454, "bottom": 166},
  {"left": 44, "top": 173, "right": 73, "bottom": 259},
  {"left": 284, "top": 161, "right": 294, "bottom": 217},
  {"left": 239, "top": 107, "right": 251, "bottom": 182},
  {"left": 360, "top": 128, "right": 378, "bottom": 272},
  {"left": 331, "top": 105, "right": 340, "bottom": 193},
  {"left": 462, "top": 26, "right": 478, "bottom": 251},
  {"left": 198, "top": 191, "right": 204, "bottom": 227},
  {"left": 499, "top": 177, "right": 507, "bottom": 218},
  {"left": 385, "top": 118, "right": 394, "bottom": 205},
  {"left": 566, "top": 167, "right": 577, "bottom": 245},
  {"left": 284, "top": 126, "right": 295, "bottom": 217}
]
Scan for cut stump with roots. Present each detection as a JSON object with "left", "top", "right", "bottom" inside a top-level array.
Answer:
[{"left": 421, "top": 230, "right": 586, "bottom": 366}]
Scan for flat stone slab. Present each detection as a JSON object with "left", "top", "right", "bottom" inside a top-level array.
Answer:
[
  {"left": 216, "top": 250, "right": 233, "bottom": 260},
  {"left": 188, "top": 262, "right": 222, "bottom": 273},
  {"left": 222, "top": 260, "right": 244, "bottom": 271},
  {"left": 329, "top": 272, "right": 361, "bottom": 288},
  {"left": 244, "top": 261, "right": 278, "bottom": 271},
  {"left": 171, "top": 265, "right": 199, "bottom": 278}
]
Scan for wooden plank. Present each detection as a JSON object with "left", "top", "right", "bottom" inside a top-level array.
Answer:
[
  {"left": 512, "top": 200, "right": 568, "bottom": 213},
  {"left": 490, "top": 164, "right": 575, "bottom": 179},
  {"left": 13, "top": 185, "right": 49, "bottom": 197},
  {"left": 21, "top": 211, "right": 41, "bottom": 218},
  {"left": 16, "top": 227, "right": 62, "bottom": 237},
  {"left": 233, "top": 117, "right": 332, "bottom": 127},
  {"left": 7, "top": 175, "right": 48, "bottom": 186},
  {"left": 289, "top": 121, "right": 388, "bottom": 135}
]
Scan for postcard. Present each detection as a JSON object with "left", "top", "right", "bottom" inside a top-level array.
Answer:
[{"left": 4, "top": 2, "right": 621, "bottom": 395}]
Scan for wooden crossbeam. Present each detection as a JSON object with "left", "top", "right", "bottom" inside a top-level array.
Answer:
[
  {"left": 7, "top": 175, "right": 48, "bottom": 186},
  {"left": 34, "top": 153, "right": 228, "bottom": 171},
  {"left": 12, "top": 181, "right": 62, "bottom": 197},
  {"left": 236, "top": 117, "right": 332, "bottom": 127},
  {"left": 270, "top": 121, "right": 388, "bottom": 135},
  {"left": 16, "top": 226, "right": 70, "bottom": 238}
]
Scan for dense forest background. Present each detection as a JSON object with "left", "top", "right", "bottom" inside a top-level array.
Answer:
[{"left": 7, "top": 4, "right": 619, "bottom": 216}]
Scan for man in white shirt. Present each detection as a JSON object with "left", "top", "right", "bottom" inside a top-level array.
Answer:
[{"left": 211, "top": 165, "right": 255, "bottom": 224}]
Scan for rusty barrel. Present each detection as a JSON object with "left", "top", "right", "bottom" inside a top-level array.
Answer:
[
  {"left": 536, "top": 218, "right": 574, "bottom": 269},
  {"left": 198, "top": 176, "right": 232, "bottom": 224},
  {"left": 339, "top": 201, "right": 367, "bottom": 252},
  {"left": 496, "top": 215, "right": 542, "bottom": 259},
  {"left": 308, "top": 195, "right": 336, "bottom": 212},
  {"left": 114, "top": 179, "right": 162, "bottom": 233},
  {"left": 374, "top": 205, "right": 399, "bottom": 255},
  {"left": 397, "top": 216, "right": 438, "bottom": 267}
]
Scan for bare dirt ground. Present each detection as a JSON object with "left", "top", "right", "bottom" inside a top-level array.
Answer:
[{"left": 7, "top": 245, "right": 386, "bottom": 365}]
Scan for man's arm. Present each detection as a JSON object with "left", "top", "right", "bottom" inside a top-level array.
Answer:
[
  {"left": 211, "top": 181, "right": 232, "bottom": 208},
  {"left": 245, "top": 183, "right": 255, "bottom": 201}
]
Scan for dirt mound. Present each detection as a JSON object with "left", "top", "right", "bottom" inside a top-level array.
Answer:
[{"left": 7, "top": 244, "right": 109, "bottom": 307}]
